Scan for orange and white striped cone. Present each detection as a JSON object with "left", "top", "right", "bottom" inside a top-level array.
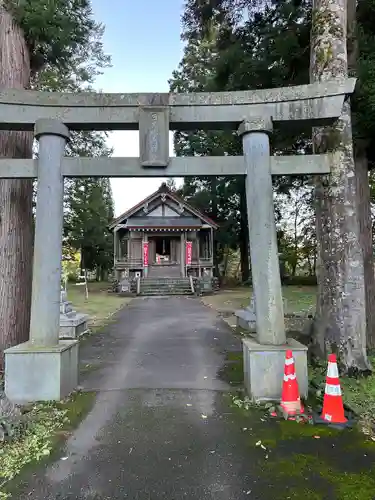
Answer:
[
  {"left": 321, "top": 354, "right": 347, "bottom": 424},
  {"left": 280, "top": 350, "right": 304, "bottom": 416}
]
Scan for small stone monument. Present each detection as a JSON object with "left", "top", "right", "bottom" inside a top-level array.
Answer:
[
  {"left": 235, "top": 295, "right": 257, "bottom": 332},
  {"left": 236, "top": 295, "right": 288, "bottom": 333},
  {"left": 59, "top": 288, "right": 89, "bottom": 339},
  {"left": 118, "top": 277, "right": 132, "bottom": 296}
]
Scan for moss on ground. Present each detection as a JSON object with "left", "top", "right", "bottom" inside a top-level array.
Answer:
[
  {"left": 227, "top": 393, "right": 375, "bottom": 500},
  {"left": 266, "top": 452, "right": 375, "bottom": 500},
  {"left": 56, "top": 390, "right": 96, "bottom": 430},
  {"left": 218, "top": 351, "right": 244, "bottom": 386}
]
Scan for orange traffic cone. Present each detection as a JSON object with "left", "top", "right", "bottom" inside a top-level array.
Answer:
[
  {"left": 280, "top": 350, "right": 304, "bottom": 416},
  {"left": 321, "top": 354, "right": 347, "bottom": 424}
]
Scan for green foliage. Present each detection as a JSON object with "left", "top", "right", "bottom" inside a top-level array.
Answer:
[
  {"left": 175, "top": 0, "right": 375, "bottom": 280},
  {"left": 5, "top": 0, "right": 110, "bottom": 79},
  {"left": 7, "top": 0, "right": 115, "bottom": 276},
  {"left": 0, "top": 403, "right": 68, "bottom": 497},
  {"left": 64, "top": 175, "right": 114, "bottom": 274},
  {"left": 172, "top": 0, "right": 316, "bottom": 278},
  {"left": 61, "top": 258, "right": 80, "bottom": 283}
]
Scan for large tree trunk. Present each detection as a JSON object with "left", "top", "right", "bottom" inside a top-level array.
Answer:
[
  {"left": 0, "top": 7, "right": 33, "bottom": 371},
  {"left": 347, "top": 0, "right": 375, "bottom": 349},
  {"left": 310, "top": 0, "right": 370, "bottom": 372},
  {"left": 239, "top": 180, "right": 250, "bottom": 282},
  {"left": 356, "top": 151, "right": 375, "bottom": 349}
]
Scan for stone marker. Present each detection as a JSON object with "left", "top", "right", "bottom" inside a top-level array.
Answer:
[
  {"left": 59, "top": 289, "right": 89, "bottom": 339},
  {"left": 236, "top": 295, "right": 288, "bottom": 333},
  {"left": 118, "top": 277, "right": 132, "bottom": 296}
]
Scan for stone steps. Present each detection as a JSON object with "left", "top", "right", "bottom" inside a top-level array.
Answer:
[{"left": 138, "top": 278, "right": 194, "bottom": 296}]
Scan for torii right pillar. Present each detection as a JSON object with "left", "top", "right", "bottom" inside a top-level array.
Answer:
[{"left": 238, "top": 117, "right": 308, "bottom": 401}]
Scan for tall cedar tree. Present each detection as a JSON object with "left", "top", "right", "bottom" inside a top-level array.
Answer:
[
  {"left": 310, "top": 0, "right": 370, "bottom": 371},
  {"left": 0, "top": 0, "right": 110, "bottom": 369}
]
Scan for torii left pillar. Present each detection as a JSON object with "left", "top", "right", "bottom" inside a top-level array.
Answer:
[{"left": 5, "top": 119, "right": 79, "bottom": 403}]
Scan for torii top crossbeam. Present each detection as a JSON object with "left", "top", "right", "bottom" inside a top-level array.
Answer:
[{"left": 0, "top": 78, "right": 355, "bottom": 131}]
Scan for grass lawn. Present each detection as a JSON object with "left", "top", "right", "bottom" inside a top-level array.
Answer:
[
  {"left": 202, "top": 285, "right": 316, "bottom": 328},
  {"left": 65, "top": 281, "right": 133, "bottom": 331}
]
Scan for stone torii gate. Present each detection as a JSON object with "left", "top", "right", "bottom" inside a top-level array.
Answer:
[{"left": 0, "top": 79, "right": 355, "bottom": 402}]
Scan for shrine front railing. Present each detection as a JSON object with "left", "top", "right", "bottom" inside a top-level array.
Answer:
[{"left": 115, "top": 258, "right": 143, "bottom": 268}]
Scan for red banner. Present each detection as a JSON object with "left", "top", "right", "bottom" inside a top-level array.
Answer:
[
  {"left": 186, "top": 241, "right": 193, "bottom": 265},
  {"left": 143, "top": 242, "right": 149, "bottom": 267}
]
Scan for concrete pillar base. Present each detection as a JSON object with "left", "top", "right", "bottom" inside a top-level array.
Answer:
[
  {"left": 4, "top": 340, "right": 79, "bottom": 403},
  {"left": 242, "top": 336, "right": 308, "bottom": 402}
]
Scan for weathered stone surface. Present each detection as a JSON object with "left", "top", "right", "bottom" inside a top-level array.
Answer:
[
  {"left": 4, "top": 340, "right": 79, "bottom": 403},
  {"left": 0, "top": 391, "right": 21, "bottom": 421},
  {"left": 235, "top": 297, "right": 288, "bottom": 333},
  {"left": 0, "top": 154, "right": 332, "bottom": 179},
  {"left": 139, "top": 106, "right": 169, "bottom": 167},
  {"left": 59, "top": 314, "right": 89, "bottom": 339},
  {"left": 59, "top": 288, "right": 89, "bottom": 339},
  {"left": 0, "top": 79, "right": 355, "bottom": 131},
  {"left": 238, "top": 116, "right": 272, "bottom": 135},
  {"left": 242, "top": 337, "right": 308, "bottom": 401},
  {"left": 29, "top": 120, "right": 68, "bottom": 347},
  {"left": 240, "top": 119, "right": 286, "bottom": 345}
]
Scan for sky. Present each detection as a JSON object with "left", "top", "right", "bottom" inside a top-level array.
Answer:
[{"left": 91, "top": 0, "right": 185, "bottom": 216}]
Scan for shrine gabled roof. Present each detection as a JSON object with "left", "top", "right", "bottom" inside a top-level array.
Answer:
[{"left": 109, "top": 183, "right": 219, "bottom": 230}]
